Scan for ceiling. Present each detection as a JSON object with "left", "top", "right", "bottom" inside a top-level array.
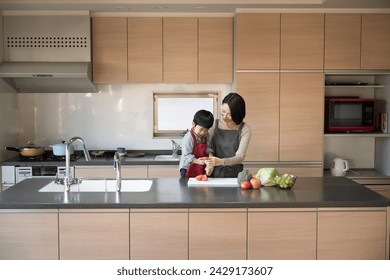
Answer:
[{"left": 0, "top": 0, "right": 389, "bottom": 13}]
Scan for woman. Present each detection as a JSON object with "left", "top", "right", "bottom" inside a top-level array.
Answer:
[{"left": 205, "top": 92, "right": 251, "bottom": 177}]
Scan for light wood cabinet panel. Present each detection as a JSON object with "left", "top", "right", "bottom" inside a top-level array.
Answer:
[
  {"left": 148, "top": 165, "right": 178, "bottom": 178},
  {"left": 189, "top": 209, "right": 246, "bottom": 260},
  {"left": 361, "top": 14, "right": 390, "bottom": 70},
  {"left": 59, "top": 210, "right": 129, "bottom": 260},
  {"left": 281, "top": 14, "right": 324, "bottom": 70},
  {"left": 75, "top": 165, "right": 148, "bottom": 179},
  {"left": 236, "top": 13, "right": 280, "bottom": 70},
  {"left": 130, "top": 209, "right": 188, "bottom": 260},
  {"left": 248, "top": 210, "right": 317, "bottom": 260},
  {"left": 0, "top": 210, "right": 58, "bottom": 260},
  {"left": 237, "top": 72, "right": 279, "bottom": 161},
  {"left": 128, "top": 17, "right": 163, "bottom": 83},
  {"left": 198, "top": 17, "right": 233, "bottom": 83},
  {"left": 317, "top": 209, "right": 387, "bottom": 260},
  {"left": 324, "top": 14, "right": 361, "bottom": 70},
  {"left": 387, "top": 207, "right": 390, "bottom": 260},
  {"left": 92, "top": 17, "right": 128, "bottom": 83},
  {"left": 163, "top": 18, "right": 198, "bottom": 83},
  {"left": 280, "top": 73, "right": 324, "bottom": 161}
]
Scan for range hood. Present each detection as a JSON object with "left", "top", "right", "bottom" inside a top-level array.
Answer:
[
  {"left": 0, "top": 62, "right": 97, "bottom": 93},
  {"left": 1, "top": 14, "right": 98, "bottom": 93}
]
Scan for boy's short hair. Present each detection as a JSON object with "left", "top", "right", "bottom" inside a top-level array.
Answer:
[{"left": 193, "top": 110, "right": 214, "bottom": 129}]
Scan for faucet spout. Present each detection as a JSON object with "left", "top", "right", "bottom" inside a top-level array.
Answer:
[
  {"left": 171, "top": 139, "right": 181, "bottom": 158},
  {"left": 64, "top": 136, "right": 90, "bottom": 191},
  {"left": 114, "top": 152, "right": 122, "bottom": 192}
]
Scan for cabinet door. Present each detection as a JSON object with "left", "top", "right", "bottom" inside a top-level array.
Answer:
[
  {"left": 317, "top": 209, "right": 387, "bottom": 260},
  {"left": 130, "top": 209, "right": 188, "bottom": 260},
  {"left": 148, "top": 165, "right": 178, "bottom": 178},
  {"left": 236, "top": 13, "right": 280, "bottom": 70},
  {"left": 189, "top": 208, "right": 247, "bottom": 260},
  {"left": 163, "top": 18, "right": 198, "bottom": 83},
  {"left": 59, "top": 209, "right": 129, "bottom": 260},
  {"left": 248, "top": 209, "right": 317, "bottom": 260},
  {"left": 92, "top": 17, "right": 128, "bottom": 83},
  {"left": 0, "top": 210, "right": 58, "bottom": 260},
  {"left": 281, "top": 14, "right": 324, "bottom": 70},
  {"left": 75, "top": 165, "right": 148, "bottom": 179},
  {"left": 128, "top": 17, "right": 163, "bottom": 83},
  {"left": 361, "top": 14, "right": 390, "bottom": 70},
  {"left": 280, "top": 73, "right": 324, "bottom": 162},
  {"left": 236, "top": 72, "right": 279, "bottom": 161},
  {"left": 198, "top": 17, "right": 233, "bottom": 83},
  {"left": 324, "top": 14, "right": 361, "bottom": 70}
]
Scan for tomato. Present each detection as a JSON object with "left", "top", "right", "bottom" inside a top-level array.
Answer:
[
  {"left": 195, "top": 175, "right": 203, "bottom": 181},
  {"left": 201, "top": 174, "right": 208, "bottom": 181},
  {"left": 250, "top": 178, "right": 261, "bottom": 189},
  {"left": 240, "top": 180, "right": 252, "bottom": 190}
]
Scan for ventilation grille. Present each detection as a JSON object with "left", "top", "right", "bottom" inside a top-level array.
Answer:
[{"left": 6, "top": 36, "right": 88, "bottom": 48}]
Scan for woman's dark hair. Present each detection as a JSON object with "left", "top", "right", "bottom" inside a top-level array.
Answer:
[
  {"left": 222, "top": 92, "right": 246, "bottom": 124},
  {"left": 193, "top": 110, "right": 214, "bottom": 129}
]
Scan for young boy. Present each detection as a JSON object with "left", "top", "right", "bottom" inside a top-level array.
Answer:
[{"left": 179, "top": 110, "right": 214, "bottom": 178}]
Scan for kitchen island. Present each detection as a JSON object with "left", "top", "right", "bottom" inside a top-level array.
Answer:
[{"left": 0, "top": 177, "right": 389, "bottom": 260}]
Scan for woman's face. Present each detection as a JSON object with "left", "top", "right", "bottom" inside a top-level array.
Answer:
[{"left": 221, "top": 103, "right": 232, "bottom": 123}]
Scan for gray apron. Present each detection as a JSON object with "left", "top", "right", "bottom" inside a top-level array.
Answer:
[{"left": 210, "top": 120, "right": 244, "bottom": 178}]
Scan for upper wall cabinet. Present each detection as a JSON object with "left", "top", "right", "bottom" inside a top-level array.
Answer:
[
  {"left": 361, "top": 14, "right": 390, "bottom": 70},
  {"left": 128, "top": 18, "right": 163, "bottom": 83},
  {"left": 236, "top": 13, "right": 280, "bottom": 70},
  {"left": 92, "top": 17, "right": 233, "bottom": 84},
  {"left": 163, "top": 17, "right": 198, "bottom": 83},
  {"left": 92, "top": 17, "right": 128, "bottom": 84},
  {"left": 324, "top": 14, "right": 361, "bottom": 70},
  {"left": 198, "top": 17, "right": 233, "bottom": 83},
  {"left": 281, "top": 14, "right": 324, "bottom": 70}
]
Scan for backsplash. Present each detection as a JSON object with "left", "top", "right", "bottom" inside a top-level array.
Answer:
[{"left": 16, "top": 83, "right": 232, "bottom": 151}]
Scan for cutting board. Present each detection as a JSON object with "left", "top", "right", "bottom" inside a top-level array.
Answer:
[{"left": 188, "top": 178, "right": 239, "bottom": 187}]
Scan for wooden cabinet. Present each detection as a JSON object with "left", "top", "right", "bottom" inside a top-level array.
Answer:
[
  {"left": 188, "top": 208, "right": 247, "bottom": 260},
  {"left": 361, "top": 14, "right": 390, "bottom": 70},
  {"left": 236, "top": 13, "right": 280, "bottom": 70},
  {"left": 236, "top": 72, "right": 279, "bottom": 161},
  {"left": 163, "top": 17, "right": 198, "bottom": 83},
  {"left": 128, "top": 17, "right": 163, "bottom": 83},
  {"left": 198, "top": 17, "right": 233, "bottom": 83},
  {"left": 0, "top": 210, "right": 58, "bottom": 260},
  {"left": 75, "top": 165, "right": 148, "bottom": 179},
  {"left": 92, "top": 17, "right": 128, "bottom": 83},
  {"left": 148, "top": 165, "right": 178, "bottom": 178},
  {"left": 324, "top": 14, "right": 361, "bottom": 70},
  {"left": 281, "top": 14, "right": 324, "bottom": 70},
  {"left": 248, "top": 209, "right": 317, "bottom": 260},
  {"left": 130, "top": 209, "right": 188, "bottom": 260},
  {"left": 280, "top": 73, "right": 324, "bottom": 162},
  {"left": 317, "top": 208, "right": 387, "bottom": 260},
  {"left": 59, "top": 209, "right": 129, "bottom": 260}
]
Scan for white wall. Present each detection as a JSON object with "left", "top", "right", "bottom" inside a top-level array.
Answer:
[{"left": 17, "top": 83, "right": 232, "bottom": 151}]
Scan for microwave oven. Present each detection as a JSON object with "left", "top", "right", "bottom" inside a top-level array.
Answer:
[{"left": 325, "top": 97, "right": 375, "bottom": 132}]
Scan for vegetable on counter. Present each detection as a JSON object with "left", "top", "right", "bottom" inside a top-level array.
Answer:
[
  {"left": 237, "top": 169, "right": 252, "bottom": 185},
  {"left": 256, "top": 168, "right": 279, "bottom": 187}
]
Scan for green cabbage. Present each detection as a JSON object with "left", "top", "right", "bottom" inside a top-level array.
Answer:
[{"left": 256, "top": 168, "right": 279, "bottom": 186}]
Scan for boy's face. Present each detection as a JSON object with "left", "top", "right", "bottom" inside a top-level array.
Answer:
[{"left": 193, "top": 124, "right": 209, "bottom": 138}]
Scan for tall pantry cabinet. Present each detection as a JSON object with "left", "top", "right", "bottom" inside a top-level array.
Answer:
[{"left": 236, "top": 13, "right": 324, "bottom": 176}]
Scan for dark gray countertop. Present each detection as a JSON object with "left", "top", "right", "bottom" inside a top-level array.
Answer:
[
  {"left": 0, "top": 150, "right": 180, "bottom": 166},
  {"left": 0, "top": 177, "right": 388, "bottom": 209}
]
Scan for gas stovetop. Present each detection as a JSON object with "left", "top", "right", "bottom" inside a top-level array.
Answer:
[{"left": 15, "top": 151, "right": 83, "bottom": 162}]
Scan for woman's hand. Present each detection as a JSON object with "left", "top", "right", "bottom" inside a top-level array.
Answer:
[{"left": 205, "top": 156, "right": 224, "bottom": 167}]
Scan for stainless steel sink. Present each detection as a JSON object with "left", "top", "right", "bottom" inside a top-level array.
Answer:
[
  {"left": 39, "top": 179, "right": 153, "bottom": 192},
  {"left": 154, "top": 155, "right": 180, "bottom": 161}
]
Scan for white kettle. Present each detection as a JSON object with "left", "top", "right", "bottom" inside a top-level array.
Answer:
[{"left": 331, "top": 158, "right": 349, "bottom": 176}]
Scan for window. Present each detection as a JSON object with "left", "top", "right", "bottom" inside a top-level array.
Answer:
[{"left": 153, "top": 91, "right": 219, "bottom": 138}]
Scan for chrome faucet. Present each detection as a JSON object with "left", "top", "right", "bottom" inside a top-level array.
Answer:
[
  {"left": 64, "top": 136, "right": 91, "bottom": 192},
  {"left": 114, "top": 152, "right": 122, "bottom": 192},
  {"left": 171, "top": 139, "right": 181, "bottom": 158}
]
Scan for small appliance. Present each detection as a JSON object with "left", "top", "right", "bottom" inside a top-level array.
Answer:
[
  {"left": 331, "top": 158, "right": 350, "bottom": 176},
  {"left": 325, "top": 97, "right": 375, "bottom": 133}
]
